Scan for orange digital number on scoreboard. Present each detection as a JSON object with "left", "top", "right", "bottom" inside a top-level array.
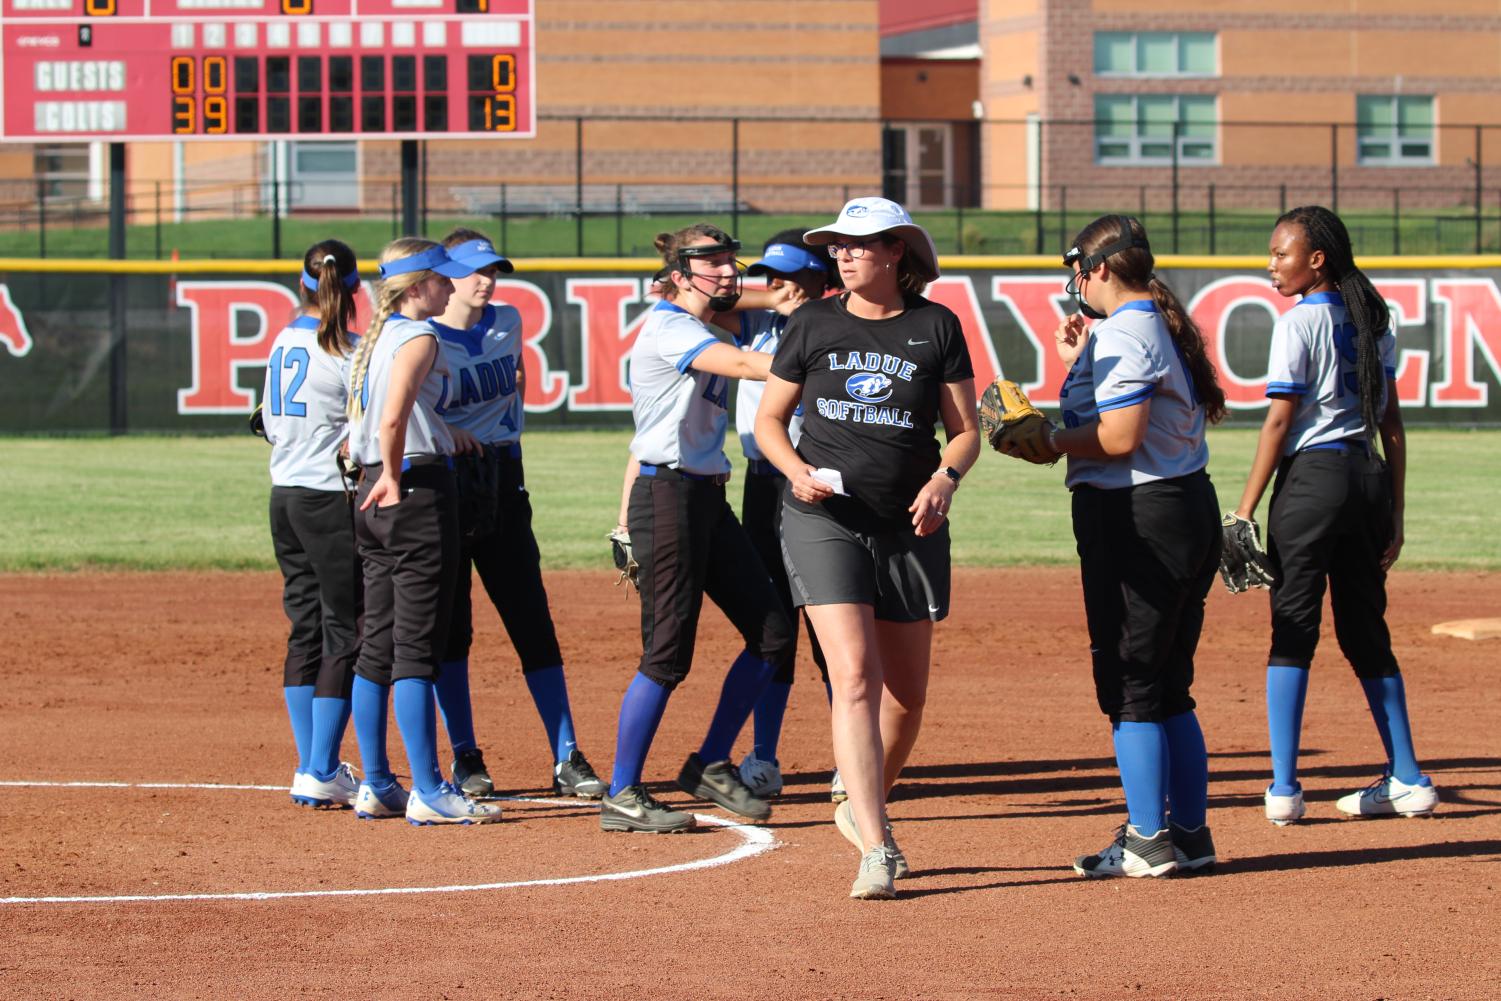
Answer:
[{"left": 170, "top": 56, "right": 230, "bottom": 134}]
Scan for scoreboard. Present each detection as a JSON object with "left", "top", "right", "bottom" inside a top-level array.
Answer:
[{"left": 0, "top": 0, "right": 534, "bottom": 141}]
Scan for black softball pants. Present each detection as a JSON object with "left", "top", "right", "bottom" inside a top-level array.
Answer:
[
  {"left": 1266, "top": 447, "right": 1399, "bottom": 677},
  {"left": 269, "top": 486, "right": 361, "bottom": 698},
  {"left": 353, "top": 462, "right": 459, "bottom": 685},
  {"left": 630, "top": 471, "right": 794, "bottom": 691},
  {"left": 741, "top": 467, "right": 826, "bottom": 684},
  {"left": 1073, "top": 469, "right": 1221, "bottom": 723},
  {"left": 443, "top": 455, "right": 564, "bottom": 670}
]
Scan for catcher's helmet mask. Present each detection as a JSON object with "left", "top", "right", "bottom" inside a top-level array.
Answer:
[
  {"left": 676, "top": 238, "right": 744, "bottom": 311},
  {"left": 1063, "top": 215, "right": 1149, "bottom": 319}
]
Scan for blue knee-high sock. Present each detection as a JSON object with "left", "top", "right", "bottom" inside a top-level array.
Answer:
[
  {"left": 1267, "top": 666, "right": 1310, "bottom": 796},
  {"left": 699, "top": 650, "right": 776, "bottom": 764},
  {"left": 752, "top": 681, "right": 793, "bottom": 763},
  {"left": 284, "top": 685, "right": 315, "bottom": 773},
  {"left": 393, "top": 677, "right": 445, "bottom": 798},
  {"left": 1113, "top": 721, "right": 1168, "bottom": 835},
  {"left": 433, "top": 658, "right": 477, "bottom": 757},
  {"left": 1359, "top": 674, "right": 1424, "bottom": 785},
  {"left": 610, "top": 672, "right": 672, "bottom": 796},
  {"left": 1163, "top": 710, "right": 1209, "bottom": 830},
  {"left": 524, "top": 665, "right": 578, "bottom": 762},
  {"left": 351, "top": 676, "right": 394, "bottom": 789},
  {"left": 309, "top": 696, "right": 351, "bottom": 780}
]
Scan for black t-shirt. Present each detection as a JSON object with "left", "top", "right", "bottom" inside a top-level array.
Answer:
[{"left": 771, "top": 291, "right": 973, "bottom": 529}]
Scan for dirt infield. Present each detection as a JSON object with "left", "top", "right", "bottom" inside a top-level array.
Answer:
[{"left": 3, "top": 568, "right": 1500, "bottom": 1000}]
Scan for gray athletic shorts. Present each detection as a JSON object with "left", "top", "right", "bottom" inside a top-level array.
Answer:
[{"left": 779, "top": 500, "right": 951, "bottom": 623}]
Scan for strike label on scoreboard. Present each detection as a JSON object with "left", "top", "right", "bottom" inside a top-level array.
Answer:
[{"left": 0, "top": 0, "right": 534, "bottom": 141}]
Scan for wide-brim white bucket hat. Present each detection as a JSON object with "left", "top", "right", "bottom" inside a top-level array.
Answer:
[{"left": 803, "top": 196, "right": 940, "bottom": 281}]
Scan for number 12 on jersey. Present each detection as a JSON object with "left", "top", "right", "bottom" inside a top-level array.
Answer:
[{"left": 268, "top": 346, "right": 309, "bottom": 417}]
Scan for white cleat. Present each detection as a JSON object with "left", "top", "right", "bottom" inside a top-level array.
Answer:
[
  {"left": 355, "top": 779, "right": 410, "bottom": 819},
  {"left": 1336, "top": 774, "right": 1438, "bottom": 818},
  {"left": 738, "top": 752, "right": 784, "bottom": 797},
  {"left": 405, "top": 781, "right": 503, "bottom": 826},
  {"left": 290, "top": 762, "right": 359, "bottom": 809},
  {"left": 1264, "top": 785, "right": 1306, "bottom": 826}
]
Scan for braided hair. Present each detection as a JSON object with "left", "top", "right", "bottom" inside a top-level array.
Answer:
[
  {"left": 1276, "top": 205, "right": 1390, "bottom": 441},
  {"left": 346, "top": 236, "right": 441, "bottom": 420},
  {"left": 1070, "top": 215, "right": 1227, "bottom": 423},
  {"left": 299, "top": 239, "right": 359, "bottom": 357}
]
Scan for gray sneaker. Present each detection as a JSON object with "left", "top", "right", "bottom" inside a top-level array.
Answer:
[
  {"left": 676, "top": 753, "right": 771, "bottom": 821},
  {"left": 600, "top": 784, "right": 695, "bottom": 834},
  {"left": 835, "top": 800, "right": 910, "bottom": 879},
  {"left": 850, "top": 845, "right": 897, "bottom": 900},
  {"left": 554, "top": 749, "right": 608, "bottom": 799}
]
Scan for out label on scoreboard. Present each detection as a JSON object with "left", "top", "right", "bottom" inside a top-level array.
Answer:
[{"left": 0, "top": 0, "right": 535, "bottom": 140}]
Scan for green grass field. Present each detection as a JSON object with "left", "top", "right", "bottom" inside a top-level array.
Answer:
[
  {"left": 1, "top": 205, "right": 1495, "bottom": 260},
  {"left": 0, "top": 429, "right": 1494, "bottom": 573}
]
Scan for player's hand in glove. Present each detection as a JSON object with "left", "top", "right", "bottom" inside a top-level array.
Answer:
[
  {"left": 609, "top": 525, "right": 639, "bottom": 595},
  {"left": 1219, "top": 512, "right": 1277, "bottom": 594},
  {"left": 978, "top": 378, "right": 1060, "bottom": 465},
  {"left": 249, "top": 403, "right": 268, "bottom": 440}
]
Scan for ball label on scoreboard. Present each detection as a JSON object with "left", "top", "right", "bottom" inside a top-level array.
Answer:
[{"left": 0, "top": 0, "right": 535, "bottom": 141}]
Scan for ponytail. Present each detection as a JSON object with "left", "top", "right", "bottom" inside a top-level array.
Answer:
[
  {"left": 1147, "top": 275, "right": 1226, "bottom": 424},
  {"left": 299, "top": 239, "right": 358, "bottom": 357},
  {"left": 347, "top": 236, "right": 438, "bottom": 420},
  {"left": 1277, "top": 206, "right": 1390, "bottom": 441}
]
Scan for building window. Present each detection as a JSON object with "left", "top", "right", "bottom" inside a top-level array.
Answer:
[
  {"left": 1094, "top": 32, "right": 1216, "bottom": 77},
  {"left": 34, "top": 144, "right": 91, "bottom": 201},
  {"left": 1357, "top": 95, "right": 1434, "bottom": 164},
  {"left": 1095, "top": 95, "right": 1217, "bottom": 164}
]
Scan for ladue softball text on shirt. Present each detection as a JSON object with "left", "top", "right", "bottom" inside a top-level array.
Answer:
[{"left": 817, "top": 350, "right": 918, "bottom": 428}]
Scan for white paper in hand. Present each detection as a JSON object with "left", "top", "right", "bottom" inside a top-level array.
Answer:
[{"left": 811, "top": 467, "right": 848, "bottom": 496}]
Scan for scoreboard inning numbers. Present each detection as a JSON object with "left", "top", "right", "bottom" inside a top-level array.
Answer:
[{"left": 0, "top": 0, "right": 534, "bottom": 141}]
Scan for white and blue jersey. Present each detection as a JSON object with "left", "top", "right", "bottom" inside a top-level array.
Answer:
[
  {"left": 628, "top": 300, "right": 732, "bottom": 476},
  {"left": 262, "top": 315, "right": 354, "bottom": 492},
  {"left": 349, "top": 315, "right": 454, "bottom": 466},
  {"left": 735, "top": 310, "right": 803, "bottom": 460},
  {"left": 1060, "top": 300, "right": 1208, "bottom": 491},
  {"left": 432, "top": 303, "right": 524, "bottom": 445},
  {"left": 1266, "top": 290, "right": 1397, "bottom": 454}
]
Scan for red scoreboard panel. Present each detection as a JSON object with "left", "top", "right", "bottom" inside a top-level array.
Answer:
[{"left": 0, "top": 0, "right": 534, "bottom": 141}]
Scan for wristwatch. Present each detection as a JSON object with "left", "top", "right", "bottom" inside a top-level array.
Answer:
[{"left": 934, "top": 465, "right": 962, "bottom": 486}]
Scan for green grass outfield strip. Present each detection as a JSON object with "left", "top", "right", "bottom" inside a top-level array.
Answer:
[
  {"left": 3, "top": 254, "right": 1500, "bottom": 274},
  {"left": 0, "top": 429, "right": 1494, "bottom": 573}
]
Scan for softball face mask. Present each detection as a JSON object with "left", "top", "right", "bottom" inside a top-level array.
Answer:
[
  {"left": 677, "top": 238, "right": 744, "bottom": 311},
  {"left": 1063, "top": 216, "right": 1147, "bottom": 320}
]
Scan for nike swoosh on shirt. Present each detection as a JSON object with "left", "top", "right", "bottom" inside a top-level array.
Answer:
[{"left": 907, "top": 339, "right": 929, "bottom": 346}]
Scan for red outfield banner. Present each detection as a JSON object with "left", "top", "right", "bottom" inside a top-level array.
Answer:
[{"left": 0, "top": 266, "right": 1499, "bottom": 432}]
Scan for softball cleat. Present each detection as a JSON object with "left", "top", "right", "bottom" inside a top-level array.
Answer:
[
  {"left": 1073, "top": 824, "right": 1178, "bottom": 879},
  {"left": 405, "top": 782, "right": 503, "bottom": 826},
  {"left": 738, "top": 752, "right": 783, "bottom": 797},
  {"left": 354, "top": 779, "right": 410, "bottom": 819},
  {"left": 1264, "top": 785, "right": 1307, "bottom": 826},
  {"left": 554, "top": 749, "right": 608, "bottom": 799},
  {"left": 1335, "top": 774, "right": 1438, "bottom": 818},
  {"left": 290, "top": 762, "right": 359, "bottom": 809}
]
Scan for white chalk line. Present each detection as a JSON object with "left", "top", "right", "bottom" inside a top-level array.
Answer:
[{"left": 0, "top": 780, "right": 777, "bottom": 906}]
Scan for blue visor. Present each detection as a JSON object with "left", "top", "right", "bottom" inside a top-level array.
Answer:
[
  {"left": 447, "top": 239, "right": 514, "bottom": 273},
  {"left": 377, "top": 245, "right": 475, "bottom": 280},
  {"left": 746, "top": 243, "right": 827, "bottom": 276},
  {"left": 301, "top": 268, "right": 362, "bottom": 292}
]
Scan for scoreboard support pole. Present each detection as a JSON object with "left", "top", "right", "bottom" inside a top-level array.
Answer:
[
  {"left": 401, "top": 140, "right": 420, "bottom": 236},
  {"left": 108, "top": 142, "right": 128, "bottom": 436}
]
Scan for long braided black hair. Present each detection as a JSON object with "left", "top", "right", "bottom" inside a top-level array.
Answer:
[{"left": 1276, "top": 206, "right": 1390, "bottom": 441}]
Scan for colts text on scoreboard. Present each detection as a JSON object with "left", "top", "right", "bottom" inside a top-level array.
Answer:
[{"left": 0, "top": 0, "right": 535, "bottom": 140}]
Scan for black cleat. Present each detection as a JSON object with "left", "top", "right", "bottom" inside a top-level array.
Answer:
[
  {"left": 676, "top": 752, "right": 771, "bottom": 822},
  {"left": 600, "top": 784, "right": 695, "bottom": 833},
  {"left": 1170, "top": 821, "right": 1217, "bottom": 875},
  {"left": 554, "top": 749, "right": 608, "bottom": 799},
  {"left": 451, "top": 748, "right": 494, "bottom": 799}
]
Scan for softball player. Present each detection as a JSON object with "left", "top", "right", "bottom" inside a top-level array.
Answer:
[
  {"left": 346, "top": 237, "right": 500, "bottom": 826},
  {"left": 731, "top": 229, "right": 833, "bottom": 798},
  {"left": 264, "top": 239, "right": 362, "bottom": 809},
  {"left": 755, "top": 197, "right": 979, "bottom": 900},
  {"left": 427, "top": 227, "right": 607, "bottom": 800},
  {"left": 1229, "top": 205, "right": 1436, "bottom": 823},
  {"left": 1037, "top": 215, "right": 1223, "bottom": 879},
  {"left": 600, "top": 223, "right": 795, "bottom": 834}
]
